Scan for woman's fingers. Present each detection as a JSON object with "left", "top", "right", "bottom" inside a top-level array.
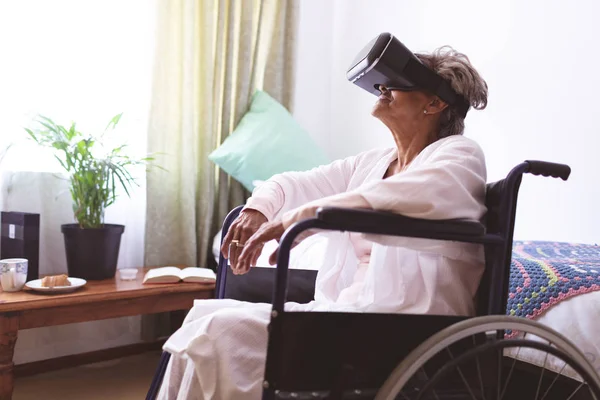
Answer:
[
  {"left": 236, "top": 243, "right": 255, "bottom": 274},
  {"left": 250, "top": 245, "right": 263, "bottom": 267},
  {"left": 220, "top": 221, "right": 237, "bottom": 258},
  {"left": 222, "top": 222, "right": 244, "bottom": 270},
  {"left": 239, "top": 245, "right": 263, "bottom": 274},
  {"left": 230, "top": 240, "right": 242, "bottom": 271},
  {"left": 237, "top": 231, "right": 268, "bottom": 273},
  {"left": 268, "top": 249, "right": 278, "bottom": 265},
  {"left": 223, "top": 224, "right": 254, "bottom": 271},
  {"left": 238, "top": 245, "right": 264, "bottom": 274},
  {"left": 232, "top": 225, "right": 254, "bottom": 271},
  {"left": 237, "top": 222, "right": 284, "bottom": 274},
  {"left": 222, "top": 209, "right": 269, "bottom": 271}
]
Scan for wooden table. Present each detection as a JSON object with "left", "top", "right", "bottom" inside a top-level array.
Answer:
[{"left": 0, "top": 267, "right": 214, "bottom": 400}]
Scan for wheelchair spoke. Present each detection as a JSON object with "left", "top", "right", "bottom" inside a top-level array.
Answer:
[
  {"left": 497, "top": 348, "right": 502, "bottom": 400},
  {"left": 472, "top": 335, "right": 487, "bottom": 400},
  {"left": 500, "top": 344, "right": 523, "bottom": 400},
  {"left": 540, "top": 360, "right": 568, "bottom": 400},
  {"left": 417, "top": 367, "right": 440, "bottom": 400},
  {"left": 565, "top": 382, "right": 584, "bottom": 400},
  {"left": 377, "top": 317, "right": 600, "bottom": 400},
  {"left": 445, "top": 347, "right": 478, "bottom": 400},
  {"left": 585, "top": 384, "right": 596, "bottom": 399},
  {"left": 534, "top": 349, "right": 550, "bottom": 400}
]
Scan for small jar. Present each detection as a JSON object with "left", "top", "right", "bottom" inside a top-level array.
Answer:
[{"left": 118, "top": 268, "right": 138, "bottom": 281}]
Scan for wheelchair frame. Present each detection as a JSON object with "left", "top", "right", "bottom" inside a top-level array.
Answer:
[{"left": 261, "top": 160, "right": 570, "bottom": 399}]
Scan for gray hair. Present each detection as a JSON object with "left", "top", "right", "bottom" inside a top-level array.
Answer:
[{"left": 416, "top": 47, "right": 488, "bottom": 138}]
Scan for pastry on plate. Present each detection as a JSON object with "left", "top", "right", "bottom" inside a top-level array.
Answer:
[{"left": 41, "top": 274, "right": 71, "bottom": 288}]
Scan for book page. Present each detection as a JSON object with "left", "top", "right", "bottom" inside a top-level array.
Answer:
[
  {"left": 180, "top": 267, "right": 216, "bottom": 283},
  {"left": 143, "top": 266, "right": 183, "bottom": 284}
]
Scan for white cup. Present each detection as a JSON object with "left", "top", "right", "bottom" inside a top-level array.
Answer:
[{"left": 0, "top": 258, "right": 28, "bottom": 292}]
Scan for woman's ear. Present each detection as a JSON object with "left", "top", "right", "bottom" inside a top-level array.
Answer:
[{"left": 424, "top": 97, "right": 449, "bottom": 115}]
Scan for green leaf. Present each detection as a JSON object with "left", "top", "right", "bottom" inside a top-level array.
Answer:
[
  {"left": 58, "top": 124, "right": 69, "bottom": 137},
  {"left": 110, "top": 164, "right": 132, "bottom": 198},
  {"left": 53, "top": 155, "right": 69, "bottom": 172},
  {"left": 51, "top": 141, "right": 68, "bottom": 151},
  {"left": 37, "top": 120, "right": 59, "bottom": 134},
  {"left": 111, "top": 144, "right": 127, "bottom": 154},
  {"left": 76, "top": 140, "right": 88, "bottom": 156},
  {"left": 105, "top": 113, "right": 123, "bottom": 132},
  {"left": 24, "top": 128, "right": 39, "bottom": 142}
]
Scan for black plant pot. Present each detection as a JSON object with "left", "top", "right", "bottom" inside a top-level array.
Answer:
[{"left": 61, "top": 224, "right": 125, "bottom": 280}]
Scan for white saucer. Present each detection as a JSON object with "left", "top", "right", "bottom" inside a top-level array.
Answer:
[{"left": 25, "top": 277, "right": 87, "bottom": 293}]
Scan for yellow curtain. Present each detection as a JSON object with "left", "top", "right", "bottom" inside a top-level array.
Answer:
[{"left": 144, "top": 0, "right": 298, "bottom": 270}]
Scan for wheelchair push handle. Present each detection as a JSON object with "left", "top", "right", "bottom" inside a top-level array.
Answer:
[{"left": 525, "top": 160, "right": 571, "bottom": 181}]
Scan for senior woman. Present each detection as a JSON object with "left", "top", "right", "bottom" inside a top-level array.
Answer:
[{"left": 158, "top": 46, "right": 489, "bottom": 399}]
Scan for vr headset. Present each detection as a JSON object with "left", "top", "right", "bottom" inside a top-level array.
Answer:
[{"left": 347, "top": 33, "right": 470, "bottom": 118}]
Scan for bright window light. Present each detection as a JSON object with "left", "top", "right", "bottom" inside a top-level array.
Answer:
[{"left": 0, "top": 0, "right": 156, "bottom": 172}]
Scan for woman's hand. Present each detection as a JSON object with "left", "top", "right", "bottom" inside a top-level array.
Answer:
[
  {"left": 221, "top": 209, "right": 267, "bottom": 272},
  {"left": 227, "top": 193, "right": 370, "bottom": 274},
  {"left": 235, "top": 220, "right": 286, "bottom": 274},
  {"left": 235, "top": 204, "right": 324, "bottom": 275}
]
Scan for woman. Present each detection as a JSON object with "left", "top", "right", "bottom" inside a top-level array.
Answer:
[{"left": 159, "top": 46, "right": 489, "bottom": 399}]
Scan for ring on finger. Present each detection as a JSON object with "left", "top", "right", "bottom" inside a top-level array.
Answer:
[{"left": 228, "top": 242, "right": 237, "bottom": 262}]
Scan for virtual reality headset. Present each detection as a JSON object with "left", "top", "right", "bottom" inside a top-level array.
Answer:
[{"left": 347, "top": 33, "right": 470, "bottom": 118}]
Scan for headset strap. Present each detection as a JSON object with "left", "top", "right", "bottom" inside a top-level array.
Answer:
[{"left": 405, "top": 58, "right": 470, "bottom": 118}]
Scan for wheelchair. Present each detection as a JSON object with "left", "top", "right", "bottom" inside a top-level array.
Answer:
[{"left": 147, "top": 160, "right": 600, "bottom": 400}]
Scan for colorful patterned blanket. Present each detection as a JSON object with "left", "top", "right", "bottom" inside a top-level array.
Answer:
[{"left": 507, "top": 241, "right": 600, "bottom": 319}]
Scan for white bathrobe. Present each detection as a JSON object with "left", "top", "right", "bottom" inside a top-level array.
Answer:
[{"left": 159, "top": 135, "right": 488, "bottom": 399}]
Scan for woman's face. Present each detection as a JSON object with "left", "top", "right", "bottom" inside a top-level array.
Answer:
[{"left": 371, "top": 86, "right": 434, "bottom": 126}]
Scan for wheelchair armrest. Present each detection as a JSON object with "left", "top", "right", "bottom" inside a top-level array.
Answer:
[
  {"left": 316, "top": 206, "right": 486, "bottom": 238},
  {"left": 272, "top": 207, "right": 501, "bottom": 313}
]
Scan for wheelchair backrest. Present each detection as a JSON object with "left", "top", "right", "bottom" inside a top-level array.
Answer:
[{"left": 476, "top": 168, "right": 526, "bottom": 316}]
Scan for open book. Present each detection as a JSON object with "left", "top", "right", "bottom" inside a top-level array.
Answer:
[{"left": 143, "top": 266, "right": 216, "bottom": 284}]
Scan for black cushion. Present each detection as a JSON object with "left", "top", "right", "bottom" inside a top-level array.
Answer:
[{"left": 223, "top": 266, "right": 317, "bottom": 304}]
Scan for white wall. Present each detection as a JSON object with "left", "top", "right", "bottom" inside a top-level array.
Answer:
[
  {"left": 294, "top": 0, "right": 600, "bottom": 244},
  {"left": 292, "top": 0, "right": 335, "bottom": 154}
]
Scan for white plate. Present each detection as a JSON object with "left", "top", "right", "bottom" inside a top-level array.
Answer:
[{"left": 25, "top": 277, "right": 87, "bottom": 293}]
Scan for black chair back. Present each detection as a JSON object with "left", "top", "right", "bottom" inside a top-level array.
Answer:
[
  {"left": 477, "top": 161, "right": 571, "bottom": 316},
  {"left": 476, "top": 168, "right": 525, "bottom": 316}
]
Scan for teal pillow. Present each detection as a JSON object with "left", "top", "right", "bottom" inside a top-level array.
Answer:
[{"left": 208, "top": 90, "right": 329, "bottom": 191}]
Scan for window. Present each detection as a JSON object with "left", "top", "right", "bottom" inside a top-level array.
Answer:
[{"left": 0, "top": 0, "right": 156, "bottom": 172}]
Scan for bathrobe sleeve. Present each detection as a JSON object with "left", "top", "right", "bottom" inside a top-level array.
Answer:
[
  {"left": 355, "top": 137, "right": 487, "bottom": 220},
  {"left": 243, "top": 154, "right": 360, "bottom": 221},
  {"left": 281, "top": 136, "right": 487, "bottom": 226}
]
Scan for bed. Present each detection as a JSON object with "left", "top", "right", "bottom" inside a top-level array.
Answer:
[{"left": 505, "top": 241, "right": 600, "bottom": 379}]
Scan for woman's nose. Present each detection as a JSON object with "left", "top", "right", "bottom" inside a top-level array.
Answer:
[{"left": 378, "top": 85, "right": 388, "bottom": 93}]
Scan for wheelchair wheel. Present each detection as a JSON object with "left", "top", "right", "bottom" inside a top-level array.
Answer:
[{"left": 375, "top": 315, "right": 600, "bottom": 400}]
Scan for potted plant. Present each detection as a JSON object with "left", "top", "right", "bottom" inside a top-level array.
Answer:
[{"left": 26, "top": 114, "right": 154, "bottom": 280}]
